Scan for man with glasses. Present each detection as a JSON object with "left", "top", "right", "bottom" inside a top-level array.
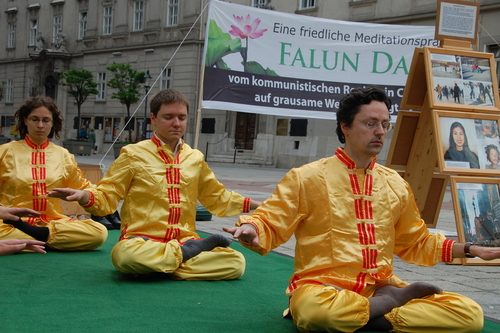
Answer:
[{"left": 225, "top": 87, "right": 493, "bottom": 332}]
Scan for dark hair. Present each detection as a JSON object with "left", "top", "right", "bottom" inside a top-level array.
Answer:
[
  {"left": 149, "top": 89, "right": 189, "bottom": 116},
  {"left": 448, "top": 122, "right": 469, "bottom": 150},
  {"left": 335, "top": 87, "right": 391, "bottom": 143},
  {"left": 14, "top": 96, "right": 64, "bottom": 140},
  {"left": 485, "top": 144, "right": 499, "bottom": 162}
]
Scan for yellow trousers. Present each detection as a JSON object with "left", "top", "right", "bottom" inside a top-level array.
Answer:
[
  {"left": 111, "top": 237, "right": 246, "bottom": 280},
  {"left": 0, "top": 218, "right": 108, "bottom": 251},
  {"left": 289, "top": 284, "right": 483, "bottom": 333}
]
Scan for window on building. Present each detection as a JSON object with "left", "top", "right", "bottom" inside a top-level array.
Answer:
[
  {"left": 7, "top": 23, "right": 15, "bottom": 48},
  {"left": 289, "top": 119, "right": 308, "bottom": 136},
  {"left": 103, "top": 6, "right": 113, "bottom": 35},
  {"left": 27, "top": 77, "right": 35, "bottom": 97},
  {"left": 167, "top": 0, "right": 179, "bottom": 27},
  {"left": 299, "top": 0, "right": 315, "bottom": 10},
  {"left": 201, "top": 118, "right": 216, "bottom": 134},
  {"left": 104, "top": 117, "right": 122, "bottom": 141},
  {"left": 276, "top": 119, "right": 289, "bottom": 136},
  {"left": 29, "top": 19, "right": 38, "bottom": 46},
  {"left": 6, "top": 79, "right": 13, "bottom": 103},
  {"left": 79, "top": 11, "right": 88, "bottom": 39},
  {"left": 160, "top": 68, "right": 172, "bottom": 90},
  {"left": 96, "top": 72, "right": 106, "bottom": 101},
  {"left": 52, "top": 15, "right": 62, "bottom": 43},
  {"left": 133, "top": 1, "right": 144, "bottom": 31},
  {"left": 253, "top": 0, "right": 266, "bottom": 7}
]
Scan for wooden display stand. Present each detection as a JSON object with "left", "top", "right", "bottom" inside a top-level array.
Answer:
[
  {"left": 60, "top": 163, "right": 103, "bottom": 216},
  {"left": 387, "top": 0, "right": 500, "bottom": 265}
]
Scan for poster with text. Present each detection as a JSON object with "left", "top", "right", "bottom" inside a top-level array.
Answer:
[{"left": 202, "top": 0, "right": 438, "bottom": 119}]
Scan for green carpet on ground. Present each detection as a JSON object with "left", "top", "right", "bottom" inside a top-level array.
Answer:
[{"left": 1, "top": 230, "right": 498, "bottom": 333}]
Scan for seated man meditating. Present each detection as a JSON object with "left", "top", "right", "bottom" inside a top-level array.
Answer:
[
  {"left": 224, "top": 87, "right": 492, "bottom": 333},
  {"left": 50, "top": 89, "right": 260, "bottom": 280}
]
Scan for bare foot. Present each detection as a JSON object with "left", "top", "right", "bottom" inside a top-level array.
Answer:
[{"left": 370, "top": 282, "right": 442, "bottom": 318}]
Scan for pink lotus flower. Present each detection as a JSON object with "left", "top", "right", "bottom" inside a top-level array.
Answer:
[{"left": 229, "top": 14, "right": 267, "bottom": 39}]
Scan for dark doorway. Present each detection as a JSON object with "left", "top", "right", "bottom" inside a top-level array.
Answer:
[
  {"left": 234, "top": 112, "right": 256, "bottom": 150},
  {"left": 45, "top": 76, "right": 57, "bottom": 99}
]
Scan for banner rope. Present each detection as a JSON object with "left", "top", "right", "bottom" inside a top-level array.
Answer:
[{"left": 98, "top": 0, "right": 211, "bottom": 172}]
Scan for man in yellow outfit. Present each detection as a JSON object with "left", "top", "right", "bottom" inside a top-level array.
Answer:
[
  {"left": 224, "top": 87, "right": 499, "bottom": 333},
  {"left": 50, "top": 89, "right": 260, "bottom": 280}
]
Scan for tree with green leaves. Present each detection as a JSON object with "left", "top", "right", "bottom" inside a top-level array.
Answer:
[
  {"left": 60, "top": 69, "right": 98, "bottom": 139},
  {"left": 106, "top": 62, "right": 145, "bottom": 142}
]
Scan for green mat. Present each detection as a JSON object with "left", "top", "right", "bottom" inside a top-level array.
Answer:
[{"left": 1, "top": 230, "right": 498, "bottom": 333}]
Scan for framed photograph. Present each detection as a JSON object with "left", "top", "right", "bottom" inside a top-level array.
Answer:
[
  {"left": 433, "top": 110, "right": 500, "bottom": 175},
  {"left": 449, "top": 176, "right": 500, "bottom": 265},
  {"left": 435, "top": 0, "right": 479, "bottom": 45},
  {"left": 424, "top": 47, "right": 499, "bottom": 112}
]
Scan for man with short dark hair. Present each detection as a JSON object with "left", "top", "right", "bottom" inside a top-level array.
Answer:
[
  {"left": 225, "top": 87, "right": 497, "bottom": 332},
  {"left": 50, "top": 88, "right": 260, "bottom": 279}
]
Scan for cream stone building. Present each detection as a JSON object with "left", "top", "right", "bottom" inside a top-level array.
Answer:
[{"left": 0, "top": 0, "right": 498, "bottom": 168}]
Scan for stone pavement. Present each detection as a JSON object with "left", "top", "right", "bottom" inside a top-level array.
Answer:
[{"left": 75, "top": 153, "right": 500, "bottom": 321}]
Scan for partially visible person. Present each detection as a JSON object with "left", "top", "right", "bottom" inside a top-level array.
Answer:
[
  {"left": 0, "top": 206, "right": 45, "bottom": 255},
  {"left": 481, "top": 122, "right": 498, "bottom": 138},
  {"left": 50, "top": 89, "right": 260, "bottom": 279},
  {"left": 0, "top": 206, "right": 40, "bottom": 221},
  {"left": 88, "top": 128, "right": 97, "bottom": 154},
  {"left": 442, "top": 85, "right": 450, "bottom": 101},
  {"left": 468, "top": 81, "right": 476, "bottom": 100},
  {"left": 0, "top": 96, "right": 108, "bottom": 251},
  {"left": 79, "top": 126, "right": 87, "bottom": 140},
  {"left": 485, "top": 144, "right": 500, "bottom": 169},
  {"left": 225, "top": 87, "right": 488, "bottom": 333},
  {"left": 444, "top": 121, "right": 480, "bottom": 168},
  {"left": 484, "top": 85, "right": 494, "bottom": 104},
  {"left": 453, "top": 83, "right": 461, "bottom": 103},
  {"left": 0, "top": 239, "right": 46, "bottom": 255},
  {"left": 434, "top": 84, "right": 442, "bottom": 100},
  {"left": 9, "top": 120, "right": 18, "bottom": 140}
]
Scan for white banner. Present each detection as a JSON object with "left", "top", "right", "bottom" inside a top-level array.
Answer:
[{"left": 202, "top": 0, "right": 438, "bottom": 119}]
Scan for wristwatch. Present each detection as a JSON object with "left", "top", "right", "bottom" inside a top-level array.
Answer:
[{"left": 464, "top": 242, "right": 475, "bottom": 258}]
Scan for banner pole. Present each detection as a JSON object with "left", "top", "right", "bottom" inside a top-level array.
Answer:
[{"left": 194, "top": 64, "right": 206, "bottom": 150}]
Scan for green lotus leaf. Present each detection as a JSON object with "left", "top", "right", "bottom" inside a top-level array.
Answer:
[
  {"left": 205, "top": 20, "right": 242, "bottom": 68},
  {"left": 243, "top": 61, "right": 279, "bottom": 76},
  {"left": 216, "top": 59, "right": 231, "bottom": 70}
]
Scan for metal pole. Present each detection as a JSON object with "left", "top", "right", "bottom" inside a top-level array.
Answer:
[
  {"left": 142, "top": 85, "right": 150, "bottom": 140},
  {"left": 142, "top": 70, "right": 152, "bottom": 141}
]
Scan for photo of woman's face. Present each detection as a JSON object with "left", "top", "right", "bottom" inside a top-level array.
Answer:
[
  {"left": 452, "top": 126, "right": 465, "bottom": 150},
  {"left": 489, "top": 149, "right": 499, "bottom": 166}
]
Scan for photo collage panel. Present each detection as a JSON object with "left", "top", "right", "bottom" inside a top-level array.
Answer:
[{"left": 431, "top": 53, "right": 495, "bottom": 107}]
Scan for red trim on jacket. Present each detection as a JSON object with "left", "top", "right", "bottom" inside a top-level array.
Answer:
[
  {"left": 82, "top": 191, "right": 95, "bottom": 208},
  {"left": 335, "top": 147, "right": 379, "bottom": 294},
  {"left": 442, "top": 239, "right": 455, "bottom": 262},
  {"left": 25, "top": 136, "right": 50, "bottom": 222},
  {"left": 243, "top": 197, "right": 251, "bottom": 212},
  {"left": 153, "top": 134, "right": 182, "bottom": 242}
]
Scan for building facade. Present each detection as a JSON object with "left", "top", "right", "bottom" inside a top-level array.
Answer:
[{"left": 0, "top": 0, "right": 499, "bottom": 168}]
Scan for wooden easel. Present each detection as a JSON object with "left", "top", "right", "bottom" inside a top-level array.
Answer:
[{"left": 386, "top": 0, "right": 500, "bottom": 265}]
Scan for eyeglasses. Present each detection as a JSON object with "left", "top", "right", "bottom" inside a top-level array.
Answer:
[
  {"left": 356, "top": 120, "right": 392, "bottom": 132},
  {"left": 27, "top": 117, "right": 53, "bottom": 125}
]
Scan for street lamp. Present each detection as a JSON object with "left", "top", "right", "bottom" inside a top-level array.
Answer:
[{"left": 142, "top": 70, "right": 152, "bottom": 140}]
